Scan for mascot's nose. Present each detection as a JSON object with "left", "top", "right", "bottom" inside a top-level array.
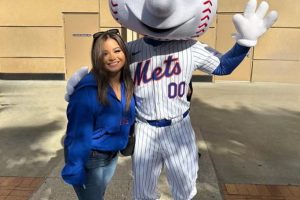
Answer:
[{"left": 145, "top": 0, "right": 175, "bottom": 18}]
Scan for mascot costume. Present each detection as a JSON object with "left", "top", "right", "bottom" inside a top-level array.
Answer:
[{"left": 65, "top": 0, "right": 278, "bottom": 199}]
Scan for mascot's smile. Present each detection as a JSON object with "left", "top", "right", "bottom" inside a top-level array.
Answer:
[
  {"left": 140, "top": 17, "right": 197, "bottom": 34},
  {"left": 140, "top": 23, "right": 175, "bottom": 33}
]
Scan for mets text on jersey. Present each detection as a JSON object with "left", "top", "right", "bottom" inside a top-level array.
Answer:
[{"left": 133, "top": 55, "right": 181, "bottom": 86}]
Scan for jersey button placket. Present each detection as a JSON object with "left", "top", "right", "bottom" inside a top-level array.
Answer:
[{"left": 153, "top": 50, "right": 163, "bottom": 120}]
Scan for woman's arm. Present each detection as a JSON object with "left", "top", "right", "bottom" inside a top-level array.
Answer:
[{"left": 61, "top": 88, "right": 94, "bottom": 185}]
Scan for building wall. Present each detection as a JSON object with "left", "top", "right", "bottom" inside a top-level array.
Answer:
[
  {"left": 0, "top": 0, "right": 299, "bottom": 83},
  {"left": 214, "top": 0, "right": 300, "bottom": 83}
]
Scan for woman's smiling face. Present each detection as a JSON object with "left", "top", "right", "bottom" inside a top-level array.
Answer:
[{"left": 101, "top": 38, "right": 126, "bottom": 75}]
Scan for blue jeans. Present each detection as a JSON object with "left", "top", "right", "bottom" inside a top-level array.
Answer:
[{"left": 73, "top": 150, "right": 118, "bottom": 200}]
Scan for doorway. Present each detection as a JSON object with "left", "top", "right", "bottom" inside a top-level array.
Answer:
[{"left": 64, "top": 13, "right": 98, "bottom": 79}]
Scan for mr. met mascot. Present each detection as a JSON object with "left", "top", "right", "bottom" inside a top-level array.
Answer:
[{"left": 66, "top": 0, "right": 278, "bottom": 199}]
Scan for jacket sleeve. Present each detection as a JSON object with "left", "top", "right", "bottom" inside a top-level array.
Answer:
[
  {"left": 212, "top": 43, "right": 250, "bottom": 75},
  {"left": 61, "top": 87, "right": 95, "bottom": 185}
]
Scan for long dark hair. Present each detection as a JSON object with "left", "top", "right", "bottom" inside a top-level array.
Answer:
[{"left": 91, "top": 30, "right": 134, "bottom": 110}]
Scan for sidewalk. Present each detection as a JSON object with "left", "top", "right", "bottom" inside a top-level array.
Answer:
[
  {"left": 29, "top": 126, "right": 222, "bottom": 200},
  {"left": 0, "top": 80, "right": 222, "bottom": 200},
  {"left": 1, "top": 80, "right": 300, "bottom": 200}
]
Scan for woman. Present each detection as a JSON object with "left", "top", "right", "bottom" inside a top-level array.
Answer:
[{"left": 61, "top": 29, "right": 135, "bottom": 200}]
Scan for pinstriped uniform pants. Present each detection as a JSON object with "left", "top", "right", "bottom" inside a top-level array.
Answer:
[{"left": 132, "top": 115, "right": 198, "bottom": 200}]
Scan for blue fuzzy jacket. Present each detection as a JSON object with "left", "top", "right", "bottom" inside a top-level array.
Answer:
[{"left": 61, "top": 73, "right": 135, "bottom": 185}]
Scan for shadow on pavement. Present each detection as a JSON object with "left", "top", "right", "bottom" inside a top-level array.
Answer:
[
  {"left": 0, "top": 120, "right": 65, "bottom": 177},
  {"left": 190, "top": 96, "right": 300, "bottom": 185}
]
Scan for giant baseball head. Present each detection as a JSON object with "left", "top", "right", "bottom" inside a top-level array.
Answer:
[{"left": 109, "top": 0, "right": 217, "bottom": 40}]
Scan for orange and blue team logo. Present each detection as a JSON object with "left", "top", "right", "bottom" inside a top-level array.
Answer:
[
  {"left": 133, "top": 55, "right": 186, "bottom": 99},
  {"left": 133, "top": 55, "right": 181, "bottom": 86}
]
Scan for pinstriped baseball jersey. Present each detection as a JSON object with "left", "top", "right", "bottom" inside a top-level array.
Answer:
[{"left": 126, "top": 38, "right": 220, "bottom": 120}]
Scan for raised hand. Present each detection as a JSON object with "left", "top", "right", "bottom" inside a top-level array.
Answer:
[
  {"left": 64, "top": 66, "right": 89, "bottom": 102},
  {"left": 232, "top": 0, "right": 278, "bottom": 47}
]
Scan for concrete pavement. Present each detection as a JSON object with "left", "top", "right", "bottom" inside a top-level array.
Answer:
[
  {"left": 0, "top": 80, "right": 222, "bottom": 200},
  {"left": 189, "top": 82, "right": 300, "bottom": 185},
  {"left": 1, "top": 80, "right": 299, "bottom": 199}
]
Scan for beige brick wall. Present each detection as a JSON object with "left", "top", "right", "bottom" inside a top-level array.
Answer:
[
  {"left": 99, "top": 0, "right": 120, "bottom": 28},
  {"left": 0, "top": 58, "right": 65, "bottom": 73},
  {"left": 0, "top": 0, "right": 98, "bottom": 26},
  {"left": 252, "top": 60, "right": 300, "bottom": 83},
  {"left": 0, "top": 0, "right": 299, "bottom": 83},
  {"left": 0, "top": 0, "right": 99, "bottom": 75},
  {"left": 212, "top": 0, "right": 300, "bottom": 83},
  {"left": 0, "top": 27, "right": 64, "bottom": 57}
]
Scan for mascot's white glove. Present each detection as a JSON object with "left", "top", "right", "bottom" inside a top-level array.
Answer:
[
  {"left": 64, "top": 66, "right": 89, "bottom": 102},
  {"left": 232, "top": 0, "right": 278, "bottom": 47}
]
